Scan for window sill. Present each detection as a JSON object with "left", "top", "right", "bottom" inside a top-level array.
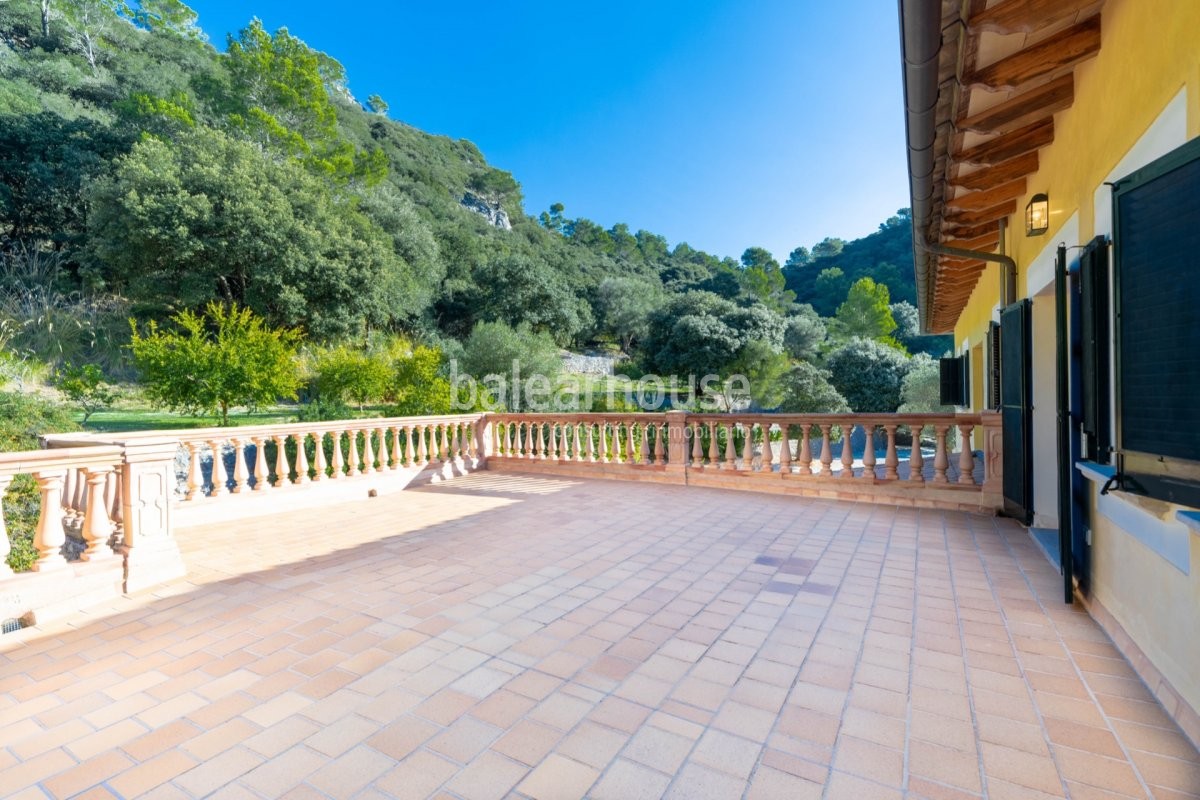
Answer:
[{"left": 1077, "top": 461, "right": 1194, "bottom": 574}]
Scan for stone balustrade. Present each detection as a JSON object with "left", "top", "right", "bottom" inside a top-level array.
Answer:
[{"left": 4, "top": 409, "right": 1000, "bottom": 625}]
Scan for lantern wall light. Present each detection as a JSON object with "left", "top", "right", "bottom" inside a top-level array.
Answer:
[{"left": 1026, "top": 193, "right": 1049, "bottom": 236}]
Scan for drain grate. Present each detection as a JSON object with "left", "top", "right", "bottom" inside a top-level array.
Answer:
[{"left": 2, "top": 617, "right": 24, "bottom": 634}]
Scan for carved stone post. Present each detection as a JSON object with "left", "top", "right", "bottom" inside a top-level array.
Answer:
[
  {"left": 118, "top": 438, "right": 186, "bottom": 593},
  {"left": 80, "top": 467, "right": 116, "bottom": 560}
]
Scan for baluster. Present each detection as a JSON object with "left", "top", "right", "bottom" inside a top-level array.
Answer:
[
  {"left": 656, "top": 421, "right": 667, "bottom": 465},
  {"left": 639, "top": 423, "right": 650, "bottom": 465},
  {"left": 958, "top": 424, "right": 976, "bottom": 485},
  {"left": 391, "top": 426, "right": 403, "bottom": 468},
  {"left": 518, "top": 422, "right": 529, "bottom": 459},
  {"left": 819, "top": 425, "right": 834, "bottom": 476},
  {"left": 761, "top": 424, "right": 774, "bottom": 472},
  {"left": 573, "top": 423, "right": 584, "bottom": 462},
  {"left": 361, "top": 427, "right": 376, "bottom": 474},
  {"left": 586, "top": 423, "right": 597, "bottom": 462},
  {"left": 779, "top": 424, "right": 792, "bottom": 473},
  {"left": 106, "top": 472, "right": 122, "bottom": 539},
  {"left": 348, "top": 430, "right": 361, "bottom": 476},
  {"left": 312, "top": 432, "right": 328, "bottom": 481},
  {"left": 860, "top": 425, "right": 877, "bottom": 481},
  {"left": 80, "top": 468, "right": 115, "bottom": 560},
  {"left": 73, "top": 473, "right": 87, "bottom": 534},
  {"left": 294, "top": 432, "right": 311, "bottom": 483},
  {"left": 62, "top": 467, "right": 78, "bottom": 525},
  {"left": 32, "top": 470, "right": 67, "bottom": 570},
  {"left": 840, "top": 425, "right": 855, "bottom": 478},
  {"left": 909, "top": 426, "right": 926, "bottom": 483},
  {"left": 549, "top": 424, "right": 560, "bottom": 460},
  {"left": 463, "top": 423, "right": 474, "bottom": 459},
  {"left": 186, "top": 441, "right": 204, "bottom": 500},
  {"left": 209, "top": 438, "right": 228, "bottom": 495},
  {"left": 440, "top": 423, "right": 451, "bottom": 462},
  {"left": 798, "top": 425, "right": 813, "bottom": 475},
  {"left": 933, "top": 425, "right": 950, "bottom": 484},
  {"left": 613, "top": 422, "right": 624, "bottom": 464},
  {"left": 231, "top": 438, "right": 249, "bottom": 493},
  {"left": 405, "top": 426, "right": 416, "bottom": 466},
  {"left": 691, "top": 423, "right": 704, "bottom": 466},
  {"left": 740, "top": 424, "right": 753, "bottom": 471},
  {"left": 533, "top": 423, "right": 544, "bottom": 460},
  {"left": 708, "top": 422, "right": 720, "bottom": 466},
  {"left": 884, "top": 425, "right": 899, "bottom": 481},
  {"left": 251, "top": 436, "right": 270, "bottom": 489},
  {"left": 377, "top": 426, "right": 390, "bottom": 470},
  {"left": 273, "top": 434, "right": 290, "bottom": 486},
  {"left": 331, "top": 430, "right": 346, "bottom": 478},
  {"left": 723, "top": 423, "right": 737, "bottom": 469},
  {"left": 627, "top": 422, "right": 637, "bottom": 464}
]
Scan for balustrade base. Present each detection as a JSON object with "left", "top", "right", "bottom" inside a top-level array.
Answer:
[
  {"left": 487, "top": 457, "right": 1003, "bottom": 513},
  {"left": 0, "top": 558, "right": 125, "bottom": 628},
  {"left": 123, "top": 537, "right": 187, "bottom": 595}
]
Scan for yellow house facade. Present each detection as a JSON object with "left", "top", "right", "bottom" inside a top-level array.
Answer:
[{"left": 900, "top": 0, "right": 1200, "bottom": 746}]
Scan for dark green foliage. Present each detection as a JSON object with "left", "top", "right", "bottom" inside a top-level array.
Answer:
[
  {"left": 825, "top": 337, "right": 912, "bottom": 413},
  {"left": 53, "top": 361, "right": 115, "bottom": 424},
  {"left": 776, "top": 362, "right": 850, "bottom": 413},
  {"left": 0, "top": 391, "right": 79, "bottom": 572}
]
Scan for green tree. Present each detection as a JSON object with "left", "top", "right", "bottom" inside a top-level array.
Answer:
[
  {"left": 127, "top": 0, "right": 204, "bottom": 39},
  {"left": 311, "top": 345, "right": 391, "bottom": 409},
  {"left": 812, "top": 237, "right": 845, "bottom": 260},
  {"left": 776, "top": 362, "right": 850, "bottom": 413},
  {"left": 468, "top": 167, "right": 520, "bottom": 209},
  {"left": 53, "top": 362, "right": 115, "bottom": 425},
  {"left": 726, "top": 339, "right": 791, "bottom": 410},
  {"left": 389, "top": 345, "right": 453, "bottom": 416},
  {"left": 825, "top": 337, "right": 911, "bottom": 413},
  {"left": 834, "top": 277, "right": 899, "bottom": 343},
  {"left": 538, "top": 202, "right": 566, "bottom": 233},
  {"left": 783, "top": 304, "right": 827, "bottom": 361},
  {"left": 128, "top": 302, "right": 301, "bottom": 425},
  {"left": 225, "top": 19, "right": 384, "bottom": 183},
  {"left": 784, "top": 246, "right": 811, "bottom": 271},
  {"left": 365, "top": 94, "right": 389, "bottom": 115},
  {"left": 459, "top": 320, "right": 561, "bottom": 383},
  {"left": 87, "top": 128, "right": 414, "bottom": 338},
  {"left": 812, "top": 267, "right": 848, "bottom": 315},
  {"left": 595, "top": 276, "right": 660, "bottom": 352}
]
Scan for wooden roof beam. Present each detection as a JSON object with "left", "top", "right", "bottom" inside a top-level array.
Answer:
[
  {"left": 946, "top": 177, "right": 1028, "bottom": 212},
  {"left": 951, "top": 152, "right": 1040, "bottom": 191},
  {"left": 943, "top": 232, "right": 1000, "bottom": 251},
  {"left": 943, "top": 220, "right": 1000, "bottom": 240},
  {"left": 958, "top": 75, "right": 1074, "bottom": 135},
  {"left": 957, "top": 118, "right": 1054, "bottom": 166},
  {"left": 968, "top": 0, "right": 1101, "bottom": 35},
  {"left": 964, "top": 16, "right": 1101, "bottom": 91},
  {"left": 943, "top": 199, "right": 1017, "bottom": 227}
]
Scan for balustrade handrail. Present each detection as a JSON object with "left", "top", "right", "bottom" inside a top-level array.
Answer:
[
  {"left": 681, "top": 411, "right": 981, "bottom": 425},
  {"left": 42, "top": 412, "right": 488, "bottom": 447},
  {"left": 0, "top": 444, "right": 124, "bottom": 476}
]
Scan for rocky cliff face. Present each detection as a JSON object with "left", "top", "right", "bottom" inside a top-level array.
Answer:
[{"left": 460, "top": 191, "right": 512, "bottom": 230}]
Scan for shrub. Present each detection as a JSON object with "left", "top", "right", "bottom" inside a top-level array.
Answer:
[
  {"left": 776, "top": 362, "right": 851, "bottom": 414},
  {"left": 0, "top": 392, "right": 79, "bottom": 572},
  {"left": 53, "top": 362, "right": 115, "bottom": 425},
  {"left": 389, "top": 345, "right": 454, "bottom": 416},
  {"left": 311, "top": 345, "right": 391, "bottom": 410}
]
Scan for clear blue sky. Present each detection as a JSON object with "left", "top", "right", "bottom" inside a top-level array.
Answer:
[{"left": 185, "top": 0, "right": 910, "bottom": 263}]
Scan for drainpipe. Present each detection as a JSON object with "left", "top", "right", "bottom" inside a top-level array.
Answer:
[{"left": 917, "top": 240, "right": 1018, "bottom": 309}]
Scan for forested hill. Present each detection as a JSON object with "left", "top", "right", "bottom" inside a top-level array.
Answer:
[{"left": 0, "top": 1, "right": 937, "bottom": 374}]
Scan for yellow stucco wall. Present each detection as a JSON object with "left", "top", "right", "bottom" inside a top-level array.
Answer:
[{"left": 942, "top": 0, "right": 1200, "bottom": 726}]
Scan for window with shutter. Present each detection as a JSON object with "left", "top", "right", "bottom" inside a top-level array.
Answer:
[
  {"left": 987, "top": 322, "right": 1002, "bottom": 410},
  {"left": 1112, "top": 136, "right": 1200, "bottom": 506},
  {"left": 939, "top": 353, "right": 971, "bottom": 407},
  {"left": 1079, "top": 235, "right": 1110, "bottom": 463}
]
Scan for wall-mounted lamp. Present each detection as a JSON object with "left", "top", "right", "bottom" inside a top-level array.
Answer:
[{"left": 1025, "top": 193, "right": 1049, "bottom": 236}]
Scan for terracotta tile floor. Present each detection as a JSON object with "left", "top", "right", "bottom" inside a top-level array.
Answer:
[{"left": 2, "top": 472, "right": 1199, "bottom": 799}]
